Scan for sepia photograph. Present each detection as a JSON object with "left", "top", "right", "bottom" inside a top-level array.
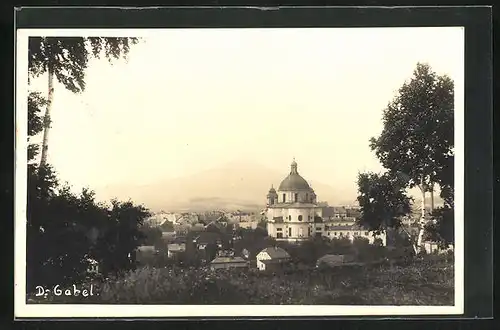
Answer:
[{"left": 15, "top": 24, "right": 464, "bottom": 318}]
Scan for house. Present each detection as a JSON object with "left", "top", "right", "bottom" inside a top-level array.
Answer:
[
  {"left": 136, "top": 245, "right": 156, "bottom": 254},
  {"left": 173, "top": 236, "right": 187, "bottom": 244},
  {"left": 237, "top": 221, "right": 258, "bottom": 230},
  {"left": 323, "top": 223, "right": 387, "bottom": 246},
  {"left": 145, "top": 213, "right": 167, "bottom": 227},
  {"left": 321, "top": 206, "right": 349, "bottom": 220},
  {"left": 191, "top": 223, "right": 206, "bottom": 232},
  {"left": 316, "top": 254, "right": 356, "bottom": 268},
  {"left": 193, "top": 232, "right": 224, "bottom": 250},
  {"left": 167, "top": 243, "right": 186, "bottom": 258},
  {"left": 135, "top": 245, "right": 158, "bottom": 263},
  {"left": 161, "top": 231, "right": 176, "bottom": 241},
  {"left": 198, "top": 212, "right": 223, "bottom": 225},
  {"left": 210, "top": 256, "right": 249, "bottom": 270},
  {"left": 256, "top": 247, "right": 291, "bottom": 271},
  {"left": 423, "top": 241, "right": 453, "bottom": 255}
]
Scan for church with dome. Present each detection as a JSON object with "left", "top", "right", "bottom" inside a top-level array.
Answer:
[{"left": 265, "top": 159, "right": 386, "bottom": 245}]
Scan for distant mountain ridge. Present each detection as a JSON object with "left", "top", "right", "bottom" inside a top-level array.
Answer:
[
  {"left": 95, "top": 160, "right": 445, "bottom": 212},
  {"left": 96, "top": 160, "right": 356, "bottom": 212}
]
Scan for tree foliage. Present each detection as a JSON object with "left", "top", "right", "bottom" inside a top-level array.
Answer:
[
  {"left": 356, "top": 172, "right": 412, "bottom": 233},
  {"left": 425, "top": 206, "right": 454, "bottom": 247},
  {"left": 28, "top": 37, "right": 139, "bottom": 93},
  {"left": 26, "top": 93, "right": 150, "bottom": 289},
  {"left": 140, "top": 224, "right": 164, "bottom": 248},
  {"left": 366, "top": 63, "right": 455, "bottom": 246},
  {"left": 369, "top": 63, "right": 454, "bottom": 191}
]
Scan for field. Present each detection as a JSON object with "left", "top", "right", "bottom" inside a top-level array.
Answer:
[{"left": 28, "top": 254, "right": 454, "bottom": 305}]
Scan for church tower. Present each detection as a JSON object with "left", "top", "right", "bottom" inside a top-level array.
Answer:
[{"left": 266, "top": 185, "right": 277, "bottom": 207}]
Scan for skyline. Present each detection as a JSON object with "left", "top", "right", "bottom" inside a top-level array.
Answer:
[{"left": 25, "top": 27, "right": 463, "bottom": 206}]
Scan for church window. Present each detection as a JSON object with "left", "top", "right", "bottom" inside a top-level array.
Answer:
[
  {"left": 283, "top": 194, "right": 286, "bottom": 202},
  {"left": 276, "top": 228, "right": 282, "bottom": 231},
  {"left": 288, "top": 215, "right": 291, "bottom": 221},
  {"left": 334, "top": 232, "right": 337, "bottom": 236},
  {"left": 327, "top": 232, "right": 330, "bottom": 236},
  {"left": 308, "top": 228, "right": 311, "bottom": 236},
  {"left": 298, "top": 215, "right": 303, "bottom": 221},
  {"left": 306, "top": 193, "right": 309, "bottom": 201},
  {"left": 277, "top": 233, "right": 283, "bottom": 239},
  {"left": 365, "top": 231, "right": 369, "bottom": 236},
  {"left": 288, "top": 228, "right": 292, "bottom": 236},
  {"left": 316, "top": 227, "right": 322, "bottom": 231},
  {"left": 294, "top": 193, "right": 298, "bottom": 202}
]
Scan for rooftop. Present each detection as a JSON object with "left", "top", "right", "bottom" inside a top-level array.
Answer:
[
  {"left": 260, "top": 247, "right": 290, "bottom": 259},
  {"left": 211, "top": 256, "right": 247, "bottom": 264}
]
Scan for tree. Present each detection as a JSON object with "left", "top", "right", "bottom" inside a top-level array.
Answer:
[
  {"left": 356, "top": 172, "right": 416, "bottom": 253},
  {"left": 25, "top": 39, "right": 151, "bottom": 290},
  {"left": 28, "top": 37, "right": 139, "bottom": 167},
  {"left": 140, "top": 224, "right": 164, "bottom": 248},
  {"left": 95, "top": 199, "right": 151, "bottom": 275},
  {"left": 369, "top": 63, "right": 454, "bottom": 249}
]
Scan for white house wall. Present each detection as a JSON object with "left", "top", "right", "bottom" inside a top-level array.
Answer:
[{"left": 256, "top": 251, "right": 271, "bottom": 271}]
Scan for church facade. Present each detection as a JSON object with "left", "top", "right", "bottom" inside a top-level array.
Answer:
[{"left": 265, "top": 159, "right": 386, "bottom": 245}]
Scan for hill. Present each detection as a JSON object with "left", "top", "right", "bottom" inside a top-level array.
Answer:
[{"left": 95, "top": 160, "right": 355, "bottom": 212}]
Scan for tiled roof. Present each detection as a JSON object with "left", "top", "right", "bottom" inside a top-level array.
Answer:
[
  {"left": 260, "top": 247, "right": 290, "bottom": 259},
  {"left": 322, "top": 206, "right": 348, "bottom": 217},
  {"left": 211, "top": 256, "right": 247, "bottom": 264}
]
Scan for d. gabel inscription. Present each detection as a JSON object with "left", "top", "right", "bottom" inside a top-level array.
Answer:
[{"left": 35, "top": 284, "right": 96, "bottom": 298}]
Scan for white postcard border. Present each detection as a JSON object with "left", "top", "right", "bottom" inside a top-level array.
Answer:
[{"left": 14, "top": 27, "right": 465, "bottom": 318}]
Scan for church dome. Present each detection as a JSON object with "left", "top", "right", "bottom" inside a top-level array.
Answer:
[{"left": 278, "top": 159, "right": 313, "bottom": 191}]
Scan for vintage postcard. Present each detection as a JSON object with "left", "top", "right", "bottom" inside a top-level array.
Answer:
[{"left": 15, "top": 26, "right": 464, "bottom": 318}]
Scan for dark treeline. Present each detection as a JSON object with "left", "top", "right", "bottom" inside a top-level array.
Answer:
[{"left": 27, "top": 92, "right": 150, "bottom": 291}]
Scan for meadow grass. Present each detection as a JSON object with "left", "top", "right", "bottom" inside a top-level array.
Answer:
[{"left": 28, "top": 254, "right": 454, "bottom": 305}]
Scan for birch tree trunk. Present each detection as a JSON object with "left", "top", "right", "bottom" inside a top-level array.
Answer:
[
  {"left": 39, "top": 64, "right": 54, "bottom": 168},
  {"left": 416, "top": 175, "right": 426, "bottom": 253},
  {"left": 430, "top": 183, "right": 435, "bottom": 213}
]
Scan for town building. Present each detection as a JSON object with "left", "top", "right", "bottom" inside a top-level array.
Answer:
[
  {"left": 237, "top": 221, "right": 259, "bottom": 230},
  {"left": 256, "top": 247, "right": 291, "bottom": 271},
  {"left": 265, "top": 159, "right": 386, "bottom": 245},
  {"left": 167, "top": 243, "right": 186, "bottom": 258},
  {"left": 210, "top": 256, "right": 249, "bottom": 270},
  {"left": 192, "top": 232, "right": 224, "bottom": 250}
]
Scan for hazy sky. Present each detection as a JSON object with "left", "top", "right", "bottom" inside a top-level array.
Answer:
[{"left": 27, "top": 27, "right": 463, "bottom": 201}]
